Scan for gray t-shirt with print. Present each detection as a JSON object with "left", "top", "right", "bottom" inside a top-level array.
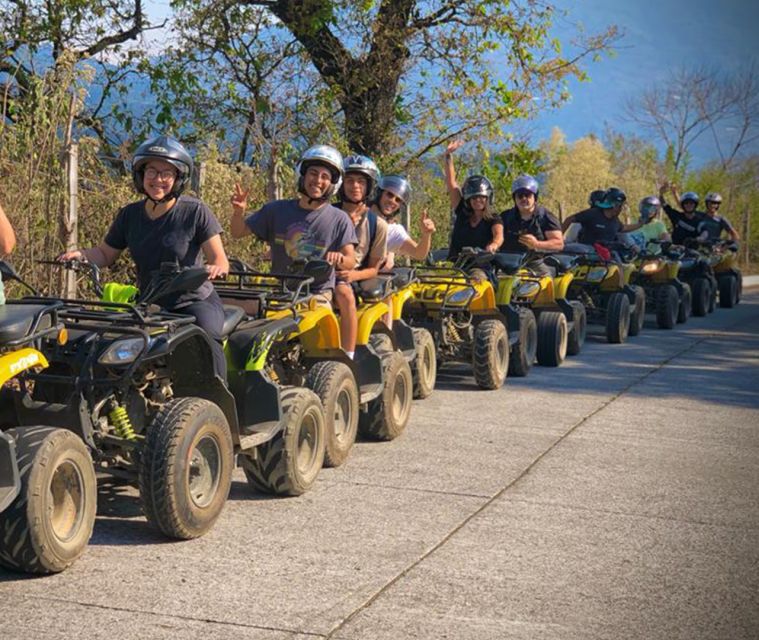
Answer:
[{"left": 245, "top": 199, "right": 357, "bottom": 292}]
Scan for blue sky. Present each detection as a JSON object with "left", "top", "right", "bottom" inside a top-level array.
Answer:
[
  {"left": 141, "top": 1, "right": 758, "bottom": 166},
  {"left": 533, "top": 0, "right": 759, "bottom": 165}
]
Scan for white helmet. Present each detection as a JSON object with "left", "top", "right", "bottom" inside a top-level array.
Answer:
[
  {"left": 705, "top": 192, "right": 723, "bottom": 204},
  {"left": 296, "top": 145, "right": 344, "bottom": 199}
]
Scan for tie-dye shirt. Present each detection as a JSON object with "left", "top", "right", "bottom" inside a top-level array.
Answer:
[{"left": 245, "top": 199, "right": 357, "bottom": 292}]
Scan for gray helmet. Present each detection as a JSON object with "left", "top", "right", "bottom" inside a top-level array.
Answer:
[
  {"left": 296, "top": 145, "right": 344, "bottom": 199},
  {"left": 339, "top": 154, "right": 380, "bottom": 203},
  {"left": 680, "top": 191, "right": 699, "bottom": 206},
  {"left": 462, "top": 175, "right": 495, "bottom": 206},
  {"left": 377, "top": 175, "right": 412, "bottom": 205},
  {"left": 639, "top": 195, "right": 661, "bottom": 221},
  {"left": 589, "top": 189, "right": 607, "bottom": 207},
  {"left": 705, "top": 192, "right": 723, "bottom": 204},
  {"left": 511, "top": 174, "right": 539, "bottom": 198},
  {"left": 132, "top": 135, "right": 193, "bottom": 199}
]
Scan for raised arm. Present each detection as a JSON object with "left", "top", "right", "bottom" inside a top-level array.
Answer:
[
  {"left": 230, "top": 183, "right": 253, "bottom": 239},
  {"left": 0, "top": 203, "right": 16, "bottom": 256},
  {"left": 443, "top": 139, "right": 464, "bottom": 210}
]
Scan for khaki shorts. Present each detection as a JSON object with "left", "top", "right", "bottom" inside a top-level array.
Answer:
[{"left": 310, "top": 290, "right": 334, "bottom": 310}]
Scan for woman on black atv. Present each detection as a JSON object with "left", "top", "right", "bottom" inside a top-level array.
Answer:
[
  {"left": 58, "top": 135, "right": 230, "bottom": 378},
  {"left": 443, "top": 139, "right": 503, "bottom": 260}
]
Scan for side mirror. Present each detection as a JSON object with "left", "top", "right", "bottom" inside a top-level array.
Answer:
[{"left": 0, "top": 261, "right": 20, "bottom": 282}]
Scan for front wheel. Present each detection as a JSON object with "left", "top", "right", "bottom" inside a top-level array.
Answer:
[
  {"left": 655, "top": 285, "right": 679, "bottom": 329},
  {"left": 508, "top": 308, "right": 537, "bottom": 377},
  {"left": 566, "top": 301, "right": 586, "bottom": 356},
  {"left": 0, "top": 427, "right": 96, "bottom": 574},
  {"left": 691, "top": 278, "right": 710, "bottom": 317},
  {"left": 472, "top": 319, "right": 509, "bottom": 389},
  {"left": 139, "top": 397, "right": 234, "bottom": 539},
  {"left": 536, "top": 311, "right": 568, "bottom": 367},
  {"left": 305, "top": 361, "right": 358, "bottom": 468},
  {"left": 242, "top": 387, "right": 326, "bottom": 495},
  {"left": 605, "top": 292, "right": 630, "bottom": 344},
  {"left": 410, "top": 327, "right": 437, "bottom": 399},
  {"left": 718, "top": 275, "right": 738, "bottom": 308},
  {"left": 359, "top": 351, "right": 413, "bottom": 441},
  {"left": 677, "top": 283, "right": 691, "bottom": 324}
]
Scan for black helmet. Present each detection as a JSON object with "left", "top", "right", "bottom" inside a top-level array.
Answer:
[
  {"left": 339, "top": 154, "right": 380, "bottom": 203},
  {"left": 603, "top": 187, "right": 627, "bottom": 207},
  {"left": 680, "top": 191, "right": 699, "bottom": 206},
  {"left": 132, "top": 135, "right": 193, "bottom": 199},
  {"left": 589, "top": 189, "right": 606, "bottom": 207},
  {"left": 462, "top": 175, "right": 494, "bottom": 206}
]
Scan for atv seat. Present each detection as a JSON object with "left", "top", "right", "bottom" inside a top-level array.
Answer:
[
  {"left": 390, "top": 267, "right": 415, "bottom": 288},
  {"left": 545, "top": 254, "right": 577, "bottom": 274},
  {"left": 492, "top": 252, "right": 525, "bottom": 275},
  {"left": 354, "top": 276, "right": 392, "bottom": 301},
  {"left": 225, "top": 317, "right": 298, "bottom": 370},
  {"left": 0, "top": 304, "right": 52, "bottom": 343},
  {"left": 221, "top": 305, "right": 245, "bottom": 338}
]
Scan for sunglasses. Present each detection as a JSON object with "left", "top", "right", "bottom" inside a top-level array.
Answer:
[
  {"left": 514, "top": 190, "right": 534, "bottom": 199},
  {"left": 707, "top": 202, "right": 720, "bottom": 208}
]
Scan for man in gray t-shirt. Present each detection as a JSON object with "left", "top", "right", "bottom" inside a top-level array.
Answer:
[{"left": 230, "top": 145, "right": 357, "bottom": 294}]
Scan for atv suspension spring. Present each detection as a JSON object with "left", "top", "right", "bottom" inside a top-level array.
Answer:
[{"left": 109, "top": 405, "right": 137, "bottom": 441}]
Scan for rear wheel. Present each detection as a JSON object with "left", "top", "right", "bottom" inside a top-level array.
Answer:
[
  {"left": 472, "top": 319, "right": 509, "bottom": 389},
  {"left": 242, "top": 387, "right": 325, "bottom": 495},
  {"left": 655, "top": 285, "right": 679, "bottom": 329},
  {"left": 410, "top": 328, "right": 437, "bottom": 399},
  {"left": 305, "top": 361, "right": 358, "bottom": 468},
  {"left": 677, "top": 283, "right": 691, "bottom": 324},
  {"left": 0, "top": 427, "right": 96, "bottom": 574},
  {"left": 718, "top": 275, "right": 738, "bottom": 308},
  {"left": 691, "top": 278, "right": 709, "bottom": 317},
  {"left": 359, "top": 352, "right": 413, "bottom": 440},
  {"left": 566, "top": 301, "right": 586, "bottom": 356},
  {"left": 605, "top": 292, "right": 630, "bottom": 344},
  {"left": 536, "top": 311, "right": 568, "bottom": 367},
  {"left": 736, "top": 272, "right": 743, "bottom": 304},
  {"left": 508, "top": 308, "right": 537, "bottom": 377},
  {"left": 140, "top": 398, "right": 234, "bottom": 539}
]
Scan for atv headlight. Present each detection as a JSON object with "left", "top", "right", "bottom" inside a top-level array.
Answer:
[
  {"left": 516, "top": 281, "right": 541, "bottom": 298},
  {"left": 640, "top": 260, "right": 663, "bottom": 274},
  {"left": 445, "top": 288, "right": 474, "bottom": 306},
  {"left": 98, "top": 337, "right": 148, "bottom": 365},
  {"left": 586, "top": 267, "right": 607, "bottom": 282}
]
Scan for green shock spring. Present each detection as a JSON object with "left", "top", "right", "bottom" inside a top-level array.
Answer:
[{"left": 109, "top": 404, "right": 136, "bottom": 441}]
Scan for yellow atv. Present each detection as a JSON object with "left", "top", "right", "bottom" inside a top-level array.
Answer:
[
  {"left": 707, "top": 240, "right": 742, "bottom": 308},
  {"left": 0, "top": 261, "right": 97, "bottom": 575},
  {"left": 402, "top": 248, "right": 510, "bottom": 390},
  {"left": 629, "top": 242, "right": 691, "bottom": 329},
  {"left": 557, "top": 244, "right": 643, "bottom": 344},
  {"left": 491, "top": 251, "right": 587, "bottom": 374}
]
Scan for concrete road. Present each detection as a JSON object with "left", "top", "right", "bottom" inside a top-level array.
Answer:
[{"left": 2, "top": 291, "right": 758, "bottom": 640}]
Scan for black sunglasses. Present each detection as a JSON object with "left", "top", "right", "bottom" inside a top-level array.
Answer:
[{"left": 514, "top": 190, "right": 534, "bottom": 199}]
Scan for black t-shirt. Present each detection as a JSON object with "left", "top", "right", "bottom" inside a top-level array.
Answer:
[
  {"left": 662, "top": 203, "right": 705, "bottom": 245},
  {"left": 573, "top": 207, "right": 623, "bottom": 245},
  {"left": 105, "top": 195, "right": 223, "bottom": 307},
  {"left": 448, "top": 201, "right": 503, "bottom": 259},
  {"left": 697, "top": 214, "right": 734, "bottom": 241},
  {"left": 500, "top": 205, "right": 561, "bottom": 252}
]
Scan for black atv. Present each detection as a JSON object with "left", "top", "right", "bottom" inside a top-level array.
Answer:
[{"left": 0, "top": 260, "right": 326, "bottom": 574}]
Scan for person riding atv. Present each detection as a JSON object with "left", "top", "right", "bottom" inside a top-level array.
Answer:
[
  {"left": 58, "top": 135, "right": 230, "bottom": 379},
  {"left": 561, "top": 187, "right": 645, "bottom": 257},
  {"left": 696, "top": 192, "right": 740, "bottom": 244},
  {"left": 659, "top": 183, "right": 706, "bottom": 246},
  {"left": 443, "top": 139, "right": 503, "bottom": 260},
  {"left": 499, "top": 174, "right": 564, "bottom": 275}
]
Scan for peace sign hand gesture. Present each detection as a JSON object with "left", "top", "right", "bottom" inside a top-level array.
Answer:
[{"left": 231, "top": 183, "right": 250, "bottom": 216}]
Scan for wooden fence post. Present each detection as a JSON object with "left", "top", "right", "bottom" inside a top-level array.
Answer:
[{"left": 63, "top": 142, "right": 79, "bottom": 298}]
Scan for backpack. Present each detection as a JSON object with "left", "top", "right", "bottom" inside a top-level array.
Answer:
[{"left": 360, "top": 211, "right": 379, "bottom": 269}]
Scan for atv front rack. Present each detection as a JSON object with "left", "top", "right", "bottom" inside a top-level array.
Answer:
[{"left": 215, "top": 269, "right": 319, "bottom": 317}]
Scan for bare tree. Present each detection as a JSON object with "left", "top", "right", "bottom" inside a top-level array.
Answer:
[{"left": 625, "top": 66, "right": 759, "bottom": 174}]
